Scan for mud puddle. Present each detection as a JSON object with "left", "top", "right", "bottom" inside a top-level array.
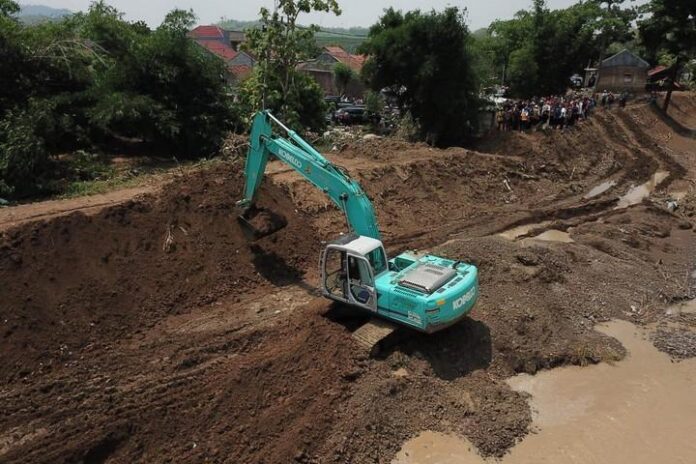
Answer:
[
  {"left": 584, "top": 180, "right": 617, "bottom": 199},
  {"left": 616, "top": 171, "right": 670, "bottom": 209},
  {"left": 499, "top": 223, "right": 573, "bottom": 244},
  {"left": 394, "top": 320, "right": 696, "bottom": 464},
  {"left": 498, "top": 222, "right": 552, "bottom": 241},
  {"left": 524, "top": 229, "right": 574, "bottom": 243}
]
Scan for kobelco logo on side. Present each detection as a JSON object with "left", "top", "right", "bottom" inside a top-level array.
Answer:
[
  {"left": 278, "top": 149, "right": 302, "bottom": 170},
  {"left": 453, "top": 287, "right": 476, "bottom": 310}
]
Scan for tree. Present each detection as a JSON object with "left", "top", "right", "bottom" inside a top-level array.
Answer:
[
  {"left": 507, "top": 46, "right": 539, "bottom": 97},
  {"left": 86, "top": 8, "right": 235, "bottom": 156},
  {"left": 360, "top": 7, "right": 480, "bottom": 146},
  {"left": 0, "top": 0, "right": 19, "bottom": 17},
  {"left": 365, "top": 90, "right": 384, "bottom": 115},
  {"left": 238, "top": 70, "right": 327, "bottom": 133},
  {"left": 590, "top": 0, "right": 638, "bottom": 63},
  {"left": 333, "top": 62, "right": 355, "bottom": 97},
  {"left": 0, "top": 2, "right": 238, "bottom": 198},
  {"left": 243, "top": 0, "right": 340, "bottom": 131},
  {"left": 639, "top": 0, "right": 696, "bottom": 111},
  {"left": 485, "top": 0, "right": 635, "bottom": 97},
  {"left": 0, "top": 0, "right": 29, "bottom": 115}
]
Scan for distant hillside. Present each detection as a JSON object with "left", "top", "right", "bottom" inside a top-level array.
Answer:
[
  {"left": 17, "top": 4, "right": 72, "bottom": 24},
  {"left": 217, "top": 18, "right": 368, "bottom": 53}
]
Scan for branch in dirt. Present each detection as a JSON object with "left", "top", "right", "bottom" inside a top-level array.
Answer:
[
  {"left": 221, "top": 133, "right": 250, "bottom": 161},
  {"left": 507, "top": 171, "right": 539, "bottom": 181},
  {"left": 163, "top": 225, "right": 175, "bottom": 253}
]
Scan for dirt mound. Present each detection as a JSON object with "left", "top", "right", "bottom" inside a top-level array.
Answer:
[
  {"left": 0, "top": 300, "right": 362, "bottom": 464},
  {"left": 1, "top": 99, "right": 695, "bottom": 463},
  {"left": 0, "top": 162, "right": 321, "bottom": 381},
  {"left": 337, "top": 138, "right": 433, "bottom": 161},
  {"left": 668, "top": 92, "right": 696, "bottom": 128}
]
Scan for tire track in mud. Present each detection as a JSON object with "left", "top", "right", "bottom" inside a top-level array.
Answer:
[{"left": 489, "top": 108, "right": 688, "bottom": 239}]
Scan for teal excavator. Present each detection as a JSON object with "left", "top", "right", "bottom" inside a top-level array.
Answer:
[{"left": 238, "top": 111, "right": 478, "bottom": 346}]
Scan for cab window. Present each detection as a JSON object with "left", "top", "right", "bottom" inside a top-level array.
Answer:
[
  {"left": 348, "top": 255, "right": 374, "bottom": 287},
  {"left": 366, "top": 247, "right": 387, "bottom": 274}
]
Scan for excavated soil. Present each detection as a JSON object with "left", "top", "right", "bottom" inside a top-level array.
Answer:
[{"left": 1, "top": 95, "right": 695, "bottom": 463}]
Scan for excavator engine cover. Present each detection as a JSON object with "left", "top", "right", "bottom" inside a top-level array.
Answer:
[{"left": 399, "top": 263, "right": 457, "bottom": 294}]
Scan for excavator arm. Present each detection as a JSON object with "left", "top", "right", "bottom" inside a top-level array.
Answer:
[{"left": 237, "top": 111, "right": 381, "bottom": 240}]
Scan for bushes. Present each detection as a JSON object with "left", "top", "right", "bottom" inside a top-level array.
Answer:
[
  {"left": 360, "top": 7, "right": 480, "bottom": 146},
  {"left": 238, "top": 69, "right": 327, "bottom": 134},
  {"left": 0, "top": 103, "right": 52, "bottom": 197},
  {"left": 0, "top": 1, "right": 238, "bottom": 199}
]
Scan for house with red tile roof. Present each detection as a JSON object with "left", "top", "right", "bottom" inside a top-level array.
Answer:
[
  {"left": 196, "top": 40, "right": 238, "bottom": 62},
  {"left": 298, "top": 46, "right": 367, "bottom": 97},
  {"left": 317, "top": 46, "right": 366, "bottom": 73},
  {"left": 188, "top": 25, "right": 226, "bottom": 41},
  {"left": 647, "top": 64, "right": 684, "bottom": 91},
  {"left": 188, "top": 25, "right": 254, "bottom": 83}
]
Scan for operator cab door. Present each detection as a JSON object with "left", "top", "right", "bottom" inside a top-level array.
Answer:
[
  {"left": 346, "top": 253, "right": 378, "bottom": 312},
  {"left": 322, "top": 247, "right": 349, "bottom": 303}
]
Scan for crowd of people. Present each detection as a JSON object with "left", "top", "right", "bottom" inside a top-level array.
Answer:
[{"left": 495, "top": 90, "right": 629, "bottom": 132}]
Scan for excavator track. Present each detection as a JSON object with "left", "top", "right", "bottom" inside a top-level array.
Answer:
[{"left": 351, "top": 318, "right": 398, "bottom": 356}]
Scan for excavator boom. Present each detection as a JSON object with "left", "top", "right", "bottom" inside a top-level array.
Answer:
[{"left": 237, "top": 111, "right": 380, "bottom": 240}]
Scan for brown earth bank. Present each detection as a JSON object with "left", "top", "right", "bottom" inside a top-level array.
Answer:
[{"left": 1, "top": 94, "right": 695, "bottom": 463}]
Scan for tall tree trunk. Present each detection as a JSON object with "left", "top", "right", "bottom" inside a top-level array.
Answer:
[{"left": 663, "top": 58, "right": 682, "bottom": 113}]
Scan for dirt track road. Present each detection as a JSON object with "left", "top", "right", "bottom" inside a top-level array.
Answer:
[
  {"left": 1, "top": 96, "right": 695, "bottom": 464},
  {"left": 0, "top": 185, "right": 162, "bottom": 232}
]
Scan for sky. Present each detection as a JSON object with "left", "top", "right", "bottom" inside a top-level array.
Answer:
[{"left": 19, "top": 0, "right": 593, "bottom": 30}]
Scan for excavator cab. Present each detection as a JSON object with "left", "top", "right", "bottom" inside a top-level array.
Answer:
[{"left": 321, "top": 234, "right": 386, "bottom": 313}]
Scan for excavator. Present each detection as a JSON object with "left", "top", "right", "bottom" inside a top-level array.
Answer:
[{"left": 237, "top": 111, "right": 478, "bottom": 348}]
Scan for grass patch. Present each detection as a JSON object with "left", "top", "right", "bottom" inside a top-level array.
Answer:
[
  {"left": 61, "top": 175, "right": 150, "bottom": 198},
  {"left": 60, "top": 156, "right": 226, "bottom": 199}
]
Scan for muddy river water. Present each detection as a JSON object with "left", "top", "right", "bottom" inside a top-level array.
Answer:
[{"left": 394, "top": 320, "right": 696, "bottom": 464}]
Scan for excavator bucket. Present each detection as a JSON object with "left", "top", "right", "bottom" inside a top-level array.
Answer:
[{"left": 237, "top": 206, "right": 288, "bottom": 241}]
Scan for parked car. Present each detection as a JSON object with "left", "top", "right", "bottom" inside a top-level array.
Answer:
[
  {"left": 324, "top": 96, "right": 341, "bottom": 106},
  {"left": 335, "top": 106, "right": 367, "bottom": 125}
]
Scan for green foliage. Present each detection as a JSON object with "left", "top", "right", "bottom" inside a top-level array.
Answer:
[
  {"left": 481, "top": 0, "right": 637, "bottom": 97},
  {"left": 365, "top": 90, "right": 385, "bottom": 115},
  {"left": 394, "top": 112, "right": 420, "bottom": 142},
  {"left": 468, "top": 30, "right": 503, "bottom": 88},
  {"left": 638, "top": 0, "right": 696, "bottom": 109},
  {"left": 0, "top": 0, "right": 19, "bottom": 17},
  {"left": 91, "top": 9, "right": 235, "bottom": 156},
  {"left": 218, "top": 17, "right": 368, "bottom": 52},
  {"left": 0, "top": 101, "right": 52, "bottom": 197},
  {"left": 334, "top": 62, "right": 355, "bottom": 96},
  {"left": 639, "top": 0, "right": 696, "bottom": 60},
  {"left": 243, "top": 0, "right": 339, "bottom": 130},
  {"left": 507, "top": 46, "right": 539, "bottom": 97},
  {"left": 0, "top": 2, "right": 237, "bottom": 198},
  {"left": 657, "top": 51, "right": 678, "bottom": 67},
  {"left": 238, "top": 68, "right": 327, "bottom": 132},
  {"left": 360, "top": 7, "right": 480, "bottom": 146},
  {"left": 365, "top": 90, "right": 385, "bottom": 131}
]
